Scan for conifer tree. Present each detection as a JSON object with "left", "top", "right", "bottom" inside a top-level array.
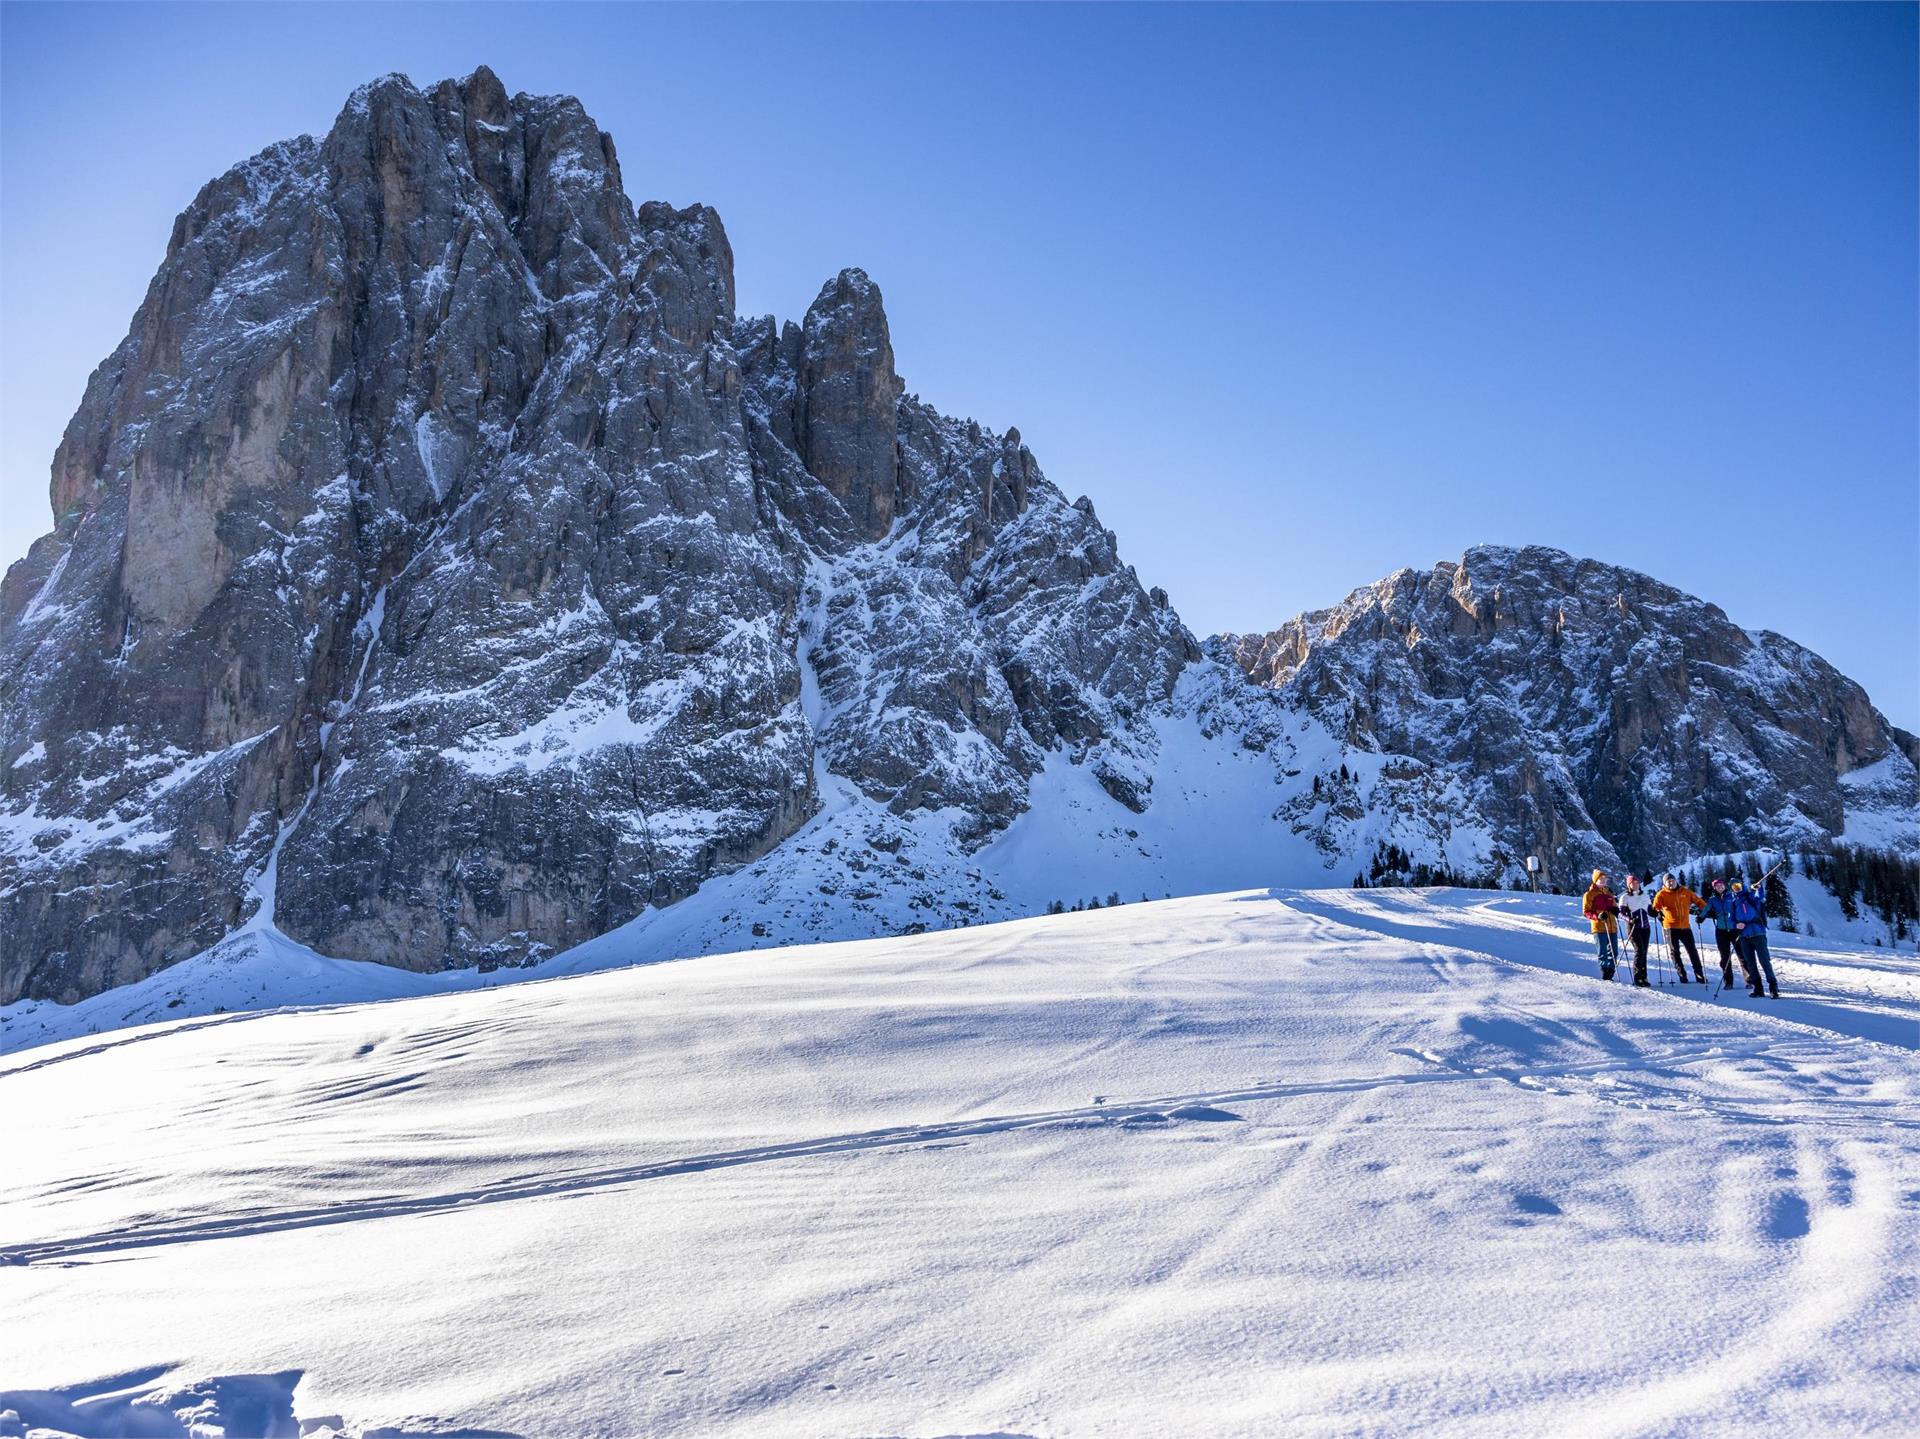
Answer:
[{"left": 1764, "top": 872, "right": 1794, "bottom": 925}]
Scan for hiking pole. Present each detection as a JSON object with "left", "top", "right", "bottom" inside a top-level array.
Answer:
[{"left": 1749, "top": 856, "right": 1787, "bottom": 983}]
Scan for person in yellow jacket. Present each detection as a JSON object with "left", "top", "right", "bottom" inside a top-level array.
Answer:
[
  {"left": 1652, "top": 874, "right": 1707, "bottom": 983},
  {"left": 1582, "top": 869, "right": 1620, "bottom": 981}
]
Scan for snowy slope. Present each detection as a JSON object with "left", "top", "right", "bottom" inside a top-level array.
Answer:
[
  {"left": 1, "top": 674, "right": 1499, "bottom": 1055},
  {"left": 4, "top": 889, "right": 1917, "bottom": 1438}
]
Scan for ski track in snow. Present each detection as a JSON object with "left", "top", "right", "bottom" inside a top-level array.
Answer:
[
  {"left": 20, "top": 1032, "right": 1872, "bottom": 1269},
  {"left": 3, "top": 889, "right": 1916, "bottom": 1438}
]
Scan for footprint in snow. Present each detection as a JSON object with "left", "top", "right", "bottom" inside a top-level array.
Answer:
[
  {"left": 1765, "top": 1192, "right": 1811, "bottom": 1241},
  {"left": 1829, "top": 1166, "right": 1855, "bottom": 1206},
  {"left": 1118, "top": 1106, "right": 1244, "bottom": 1128},
  {"left": 1168, "top": 1105, "right": 1242, "bottom": 1122}
]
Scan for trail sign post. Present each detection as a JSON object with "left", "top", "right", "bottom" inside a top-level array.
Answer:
[{"left": 1526, "top": 855, "right": 1541, "bottom": 893}]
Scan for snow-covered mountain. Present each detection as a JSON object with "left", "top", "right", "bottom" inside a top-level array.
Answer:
[
  {"left": 4, "top": 69, "right": 1915, "bottom": 1010},
  {"left": 1222, "top": 544, "right": 1920, "bottom": 885}
]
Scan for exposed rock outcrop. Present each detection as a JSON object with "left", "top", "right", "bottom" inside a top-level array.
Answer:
[
  {"left": 0, "top": 70, "right": 1193, "bottom": 1003},
  {"left": 1222, "top": 545, "right": 1920, "bottom": 886}
]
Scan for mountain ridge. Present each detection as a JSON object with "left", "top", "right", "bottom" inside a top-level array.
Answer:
[
  {"left": 3, "top": 68, "right": 1914, "bottom": 1009},
  {"left": 1219, "top": 541, "right": 1919, "bottom": 878}
]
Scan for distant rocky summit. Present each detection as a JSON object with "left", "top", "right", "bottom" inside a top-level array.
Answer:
[
  {"left": 4, "top": 69, "right": 1914, "bottom": 1006},
  {"left": 1221, "top": 544, "right": 1920, "bottom": 883}
]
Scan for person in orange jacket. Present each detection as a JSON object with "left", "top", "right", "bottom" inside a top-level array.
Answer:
[
  {"left": 1582, "top": 869, "right": 1620, "bottom": 981},
  {"left": 1651, "top": 874, "right": 1707, "bottom": 983}
]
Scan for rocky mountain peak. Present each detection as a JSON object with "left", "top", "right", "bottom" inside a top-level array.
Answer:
[
  {"left": 1223, "top": 544, "right": 1919, "bottom": 884},
  {"left": 0, "top": 69, "right": 1203, "bottom": 1004},
  {"left": 3, "top": 73, "right": 1912, "bottom": 1013},
  {"left": 797, "top": 267, "right": 903, "bottom": 542}
]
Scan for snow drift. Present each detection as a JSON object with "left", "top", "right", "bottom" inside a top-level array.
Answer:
[{"left": 4, "top": 889, "right": 1917, "bottom": 1437}]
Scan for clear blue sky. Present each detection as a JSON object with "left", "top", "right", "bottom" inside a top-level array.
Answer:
[{"left": 3, "top": 2, "right": 1915, "bottom": 725}]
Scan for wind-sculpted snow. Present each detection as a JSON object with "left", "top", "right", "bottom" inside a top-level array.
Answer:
[
  {"left": 4, "top": 892, "right": 1916, "bottom": 1435},
  {"left": 1224, "top": 544, "right": 1920, "bottom": 888}
]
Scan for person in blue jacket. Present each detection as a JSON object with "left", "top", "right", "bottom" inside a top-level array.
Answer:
[
  {"left": 1700, "top": 879, "right": 1741, "bottom": 987},
  {"left": 1729, "top": 879, "right": 1780, "bottom": 998}
]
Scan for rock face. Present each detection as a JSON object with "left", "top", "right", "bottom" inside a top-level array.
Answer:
[
  {"left": 3, "top": 74, "right": 1914, "bottom": 1008},
  {"left": 1222, "top": 545, "right": 1920, "bottom": 887},
  {"left": 0, "top": 69, "right": 1197, "bottom": 1004},
  {"left": 794, "top": 269, "right": 903, "bottom": 541}
]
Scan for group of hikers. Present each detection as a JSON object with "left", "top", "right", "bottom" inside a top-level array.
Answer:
[{"left": 1581, "top": 870, "right": 1782, "bottom": 998}]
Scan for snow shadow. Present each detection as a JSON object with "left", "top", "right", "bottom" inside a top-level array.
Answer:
[
  {"left": 0, "top": 1368, "right": 301, "bottom": 1438},
  {"left": 1, "top": 1077, "right": 1464, "bottom": 1267},
  {"left": 1765, "top": 1191, "right": 1813, "bottom": 1242},
  {"left": 0, "top": 1368, "right": 526, "bottom": 1439}
]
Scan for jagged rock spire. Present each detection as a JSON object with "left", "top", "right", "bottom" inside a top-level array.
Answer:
[{"left": 797, "top": 268, "right": 904, "bottom": 541}]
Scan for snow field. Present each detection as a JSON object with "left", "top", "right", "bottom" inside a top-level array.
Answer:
[{"left": 3, "top": 889, "right": 1917, "bottom": 1437}]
